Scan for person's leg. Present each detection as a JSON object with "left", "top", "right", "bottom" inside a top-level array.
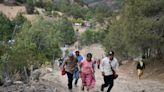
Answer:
[
  {"left": 66, "top": 72, "right": 73, "bottom": 89},
  {"left": 139, "top": 70, "right": 143, "bottom": 79},
  {"left": 81, "top": 73, "right": 86, "bottom": 91},
  {"left": 101, "top": 76, "right": 110, "bottom": 91},
  {"left": 98, "top": 65, "right": 100, "bottom": 69},
  {"left": 74, "top": 77, "right": 79, "bottom": 86},
  {"left": 74, "top": 70, "right": 79, "bottom": 86},
  {"left": 86, "top": 74, "right": 96, "bottom": 91},
  {"left": 137, "top": 69, "right": 141, "bottom": 79},
  {"left": 107, "top": 75, "right": 114, "bottom": 92}
]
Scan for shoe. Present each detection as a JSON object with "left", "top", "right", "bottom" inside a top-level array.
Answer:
[
  {"left": 81, "top": 86, "right": 84, "bottom": 91},
  {"left": 101, "top": 85, "right": 104, "bottom": 92}
]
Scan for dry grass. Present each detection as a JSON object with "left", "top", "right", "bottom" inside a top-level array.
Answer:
[{"left": 0, "top": 4, "right": 36, "bottom": 22}]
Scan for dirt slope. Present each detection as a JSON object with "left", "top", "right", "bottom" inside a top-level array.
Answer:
[
  {"left": 0, "top": 4, "right": 36, "bottom": 21},
  {"left": 40, "top": 63, "right": 164, "bottom": 92}
]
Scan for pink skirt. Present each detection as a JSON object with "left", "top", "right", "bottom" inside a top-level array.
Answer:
[{"left": 81, "top": 72, "right": 96, "bottom": 90}]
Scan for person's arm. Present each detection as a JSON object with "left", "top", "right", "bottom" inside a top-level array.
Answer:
[
  {"left": 62, "top": 59, "right": 67, "bottom": 70},
  {"left": 78, "top": 61, "right": 83, "bottom": 73},
  {"left": 100, "top": 59, "right": 105, "bottom": 76},
  {"left": 92, "top": 62, "right": 95, "bottom": 73}
]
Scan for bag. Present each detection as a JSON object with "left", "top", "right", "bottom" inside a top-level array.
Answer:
[
  {"left": 112, "top": 69, "right": 118, "bottom": 79},
  {"left": 109, "top": 62, "right": 118, "bottom": 79},
  {"left": 61, "top": 68, "right": 66, "bottom": 75}
]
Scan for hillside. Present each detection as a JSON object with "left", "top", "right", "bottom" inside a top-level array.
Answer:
[
  {"left": 0, "top": 0, "right": 164, "bottom": 92},
  {"left": 0, "top": 3, "right": 36, "bottom": 21}
]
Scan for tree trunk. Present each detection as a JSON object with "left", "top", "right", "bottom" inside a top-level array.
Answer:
[{"left": 24, "top": 66, "right": 29, "bottom": 82}]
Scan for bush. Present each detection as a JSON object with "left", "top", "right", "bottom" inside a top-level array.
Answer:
[
  {"left": 9, "top": 17, "right": 62, "bottom": 75},
  {"left": 80, "top": 29, "right": 106, "bottom": 46},
  {"left": 56, "top": 17, "right": 76, "bottom": 46},
  {"left": 0, "top": 12, "right": 14, "bottom": 41},
  {"left": 16, "top": 0, "right": 25, "bottom": 4},
  {"left": 25, "top": 0, "right": 34, "bottom": 14},
  {"left": 12, "top": 13, "right": 28, "bottom": 28}
]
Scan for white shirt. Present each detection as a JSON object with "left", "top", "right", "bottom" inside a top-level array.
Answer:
[{"left": 100, "top": 57, "right": 119, "bottom": 76}]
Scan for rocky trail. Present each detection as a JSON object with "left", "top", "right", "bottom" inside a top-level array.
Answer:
[
  {"left": 15, "top": 63, "right": 163, "bottom": 92},
  {"left": 0, "top": 60, "right": 164, "bottom": 92},
  {"left": 50, "top": 65, "right": 164, "bottom": 92}
]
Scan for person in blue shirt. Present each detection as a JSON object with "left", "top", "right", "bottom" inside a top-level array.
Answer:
[{"left": 73, "top": 50, "right": 83, "bottom": 86}]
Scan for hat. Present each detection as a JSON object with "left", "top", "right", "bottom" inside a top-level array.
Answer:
[
  {"left": 108, "top": 51, "right": 114, "bottom": 56},
  {"left": 68, "top": 52, "right": 74, "bottom": 57}
]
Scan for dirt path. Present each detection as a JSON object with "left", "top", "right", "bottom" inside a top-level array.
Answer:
[
  {"left": 0, "top": 4, "right": 26, "bottom": 19},
  {"left": 40, "top": 65, "right": 164, "bottom": 92},
  {"left": 58, "top": 43, "right": 164, "bottom": 92}
]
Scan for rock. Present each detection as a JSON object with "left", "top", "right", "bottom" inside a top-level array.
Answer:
[
  {"left": 13, "top": 81, "right": 23, "bottom": 85},
  {"left": 3, "top": 79, "right": 12, "bottom": 87},
  {"left": 122, "top": 60, "right": 129, "bottom": 65},
  {"left": 47, "top": 68, "right": 53, "bottom": 73},
  {"left": 31, "top": 69, "right": 41, "bottom": 81}
]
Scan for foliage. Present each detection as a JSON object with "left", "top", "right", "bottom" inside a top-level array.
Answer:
[
  {"left": 71, "top": 18, "right": 83, "bottom": 23},
  {"left": 56, "top": 17, "right": 76, "bottom": 46},
  {"left": 12, "top": 13, "right": 29, "bottom": 35},
  {"left": 16, "top": 0, "right": 25, "bottom": 3},
  {"left": 0, "top": 12, "right": 13, "bottom": 41},
  {"left": 34, "top": 0, "right": 44, "bottom": 8},
  {"left": 10, "top": 17, "right": 62, "bottom": 73},
  {"left": 66, "top": 3, "right": 88, "bottom": 19},
  {"left": 103, "top": 0, "right": 164, "bottom": 59},
  {"left": 53, "top": 0, "right": 70, "bottom": 12},
  {"left": 80, "top": 29, "right": 106, "bottom": 46},
  {"left": 0, "top": 12, "right": 29, "bottom": 82},
  {"left": 25, "top": 0, "right": 34, "bottom": 14},
  {"left": 44, "top": 0, "right": 53, "bottom": 11},
  {"left": 86, "top": 4, "right": 113, "bottom": 23}
]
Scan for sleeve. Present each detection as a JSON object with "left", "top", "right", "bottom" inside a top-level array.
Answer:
[
  {"left": 100, "top": 59, "right": 104, "bottom": 72},
  {"left": 78, "top": 60, "right": 84, "bottom": 71}
]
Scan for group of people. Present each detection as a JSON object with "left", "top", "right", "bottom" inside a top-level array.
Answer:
[
  {"left": 61, "top": 50, "right": 146, "bottom": 92},
  {"left": 61, "top": 50, "right": 119, "bottom": 92}
]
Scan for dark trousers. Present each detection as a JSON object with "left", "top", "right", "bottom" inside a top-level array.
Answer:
[
  {"left": 74, "top": 78, "right": 78, "bottom": 85},
  {"left": 97, "top": 65, "right": 100, "bottom": 69},
  {"left": 101, "top": 75, "right": 114, "bottom": 92},
  {"left": 66, "top": 72, "right": 73, "bottom": 89}
]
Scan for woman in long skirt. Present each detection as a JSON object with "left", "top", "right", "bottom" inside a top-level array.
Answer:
[{"left": 78, "top": 53, "right": 96, "bottom": 92}]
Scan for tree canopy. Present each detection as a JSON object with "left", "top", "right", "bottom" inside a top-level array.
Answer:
[{"left": 103, "top": 0, "right": 164, "bottom": 59}]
